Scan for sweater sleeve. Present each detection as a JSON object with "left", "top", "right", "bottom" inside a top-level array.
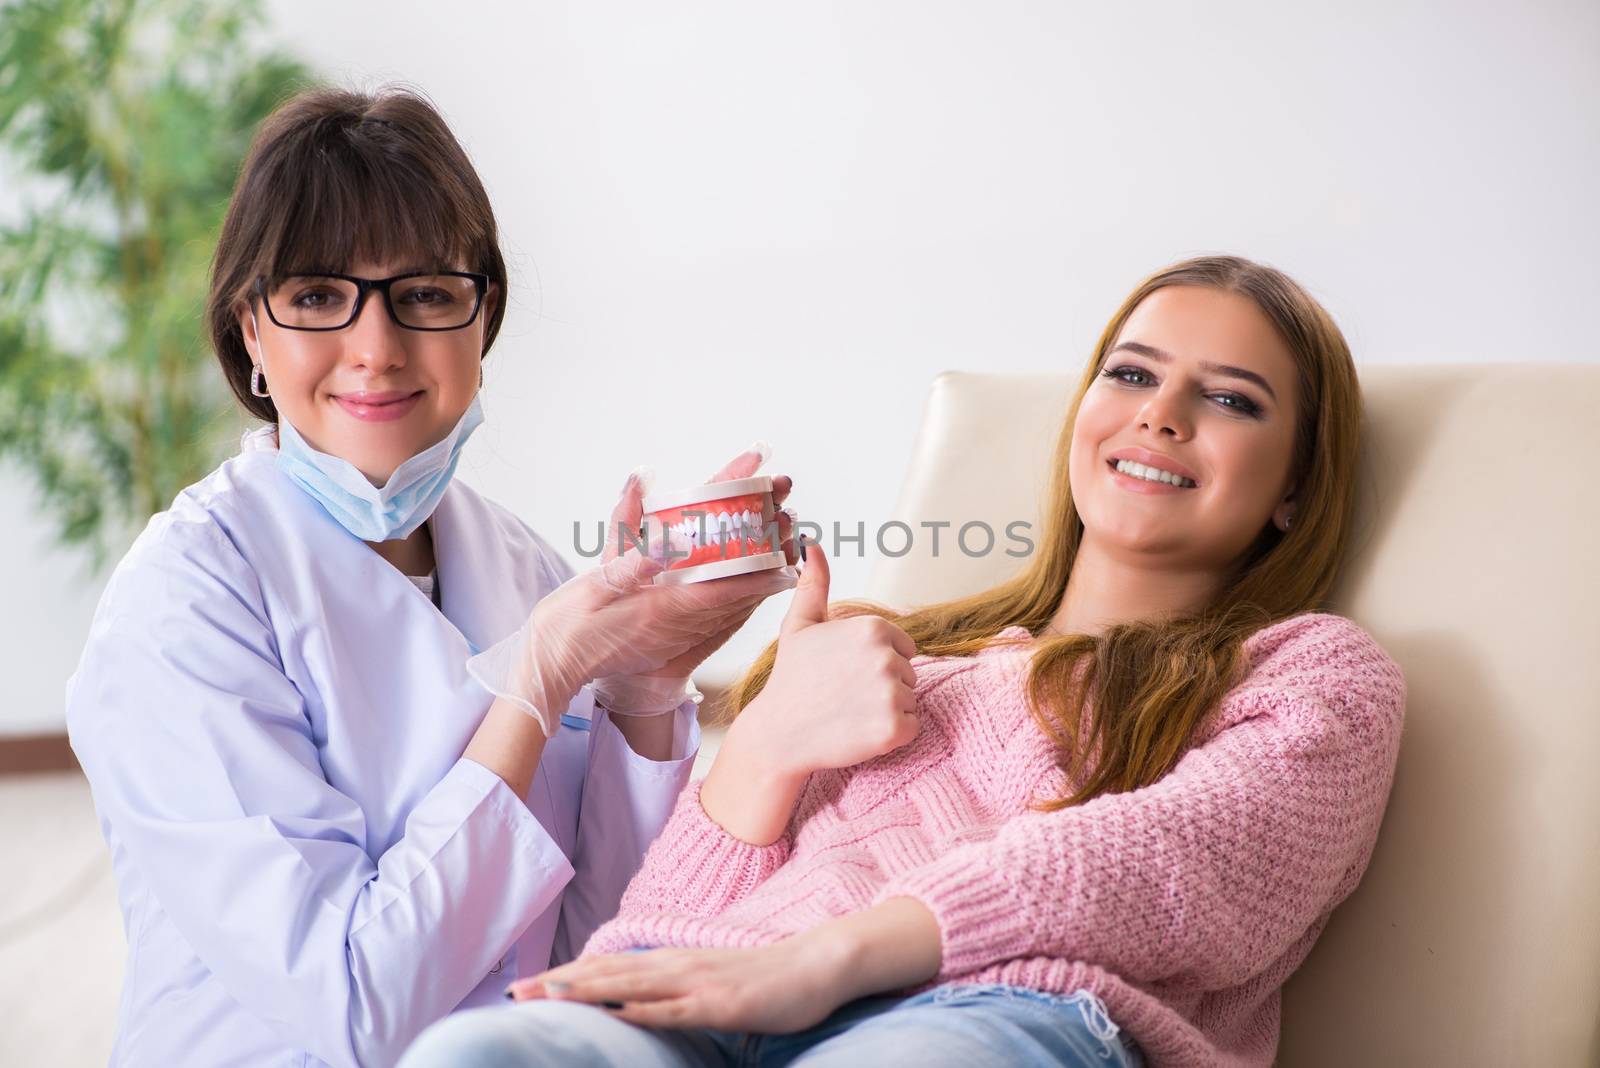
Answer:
[
  {"left": 605, "top": 778, "right": 793, "bottom": 924},
  {"left": 872, "top": 614, "right": 1407, "bottom": 991}
]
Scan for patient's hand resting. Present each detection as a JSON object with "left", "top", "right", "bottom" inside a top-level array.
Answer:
[
  {"left": 508, "top": 887, "right": 944, "bottom": 1033},
  {"left": 701, "top": 540, "right": 919, "bottom": 845}
]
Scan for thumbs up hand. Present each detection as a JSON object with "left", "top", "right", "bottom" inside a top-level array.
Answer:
[{"left": 728, "top": 539, "right": 922, "bottom": 780}]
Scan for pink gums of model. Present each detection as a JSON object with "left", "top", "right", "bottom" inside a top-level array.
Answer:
[{"left": 641, "top": 475, "right": 787, "bottom": 585}]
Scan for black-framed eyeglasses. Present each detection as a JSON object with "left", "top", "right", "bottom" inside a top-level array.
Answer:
[{"left": 253, "top": 271, "right": 490, "bottom": 332}]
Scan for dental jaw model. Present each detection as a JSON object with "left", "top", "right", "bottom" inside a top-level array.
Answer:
[{"left": 641, "top": 475, "right": 787, "bottom": 585}]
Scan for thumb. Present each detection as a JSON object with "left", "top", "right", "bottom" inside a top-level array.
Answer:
[
  {"left": 705, "top": 439, "right": 772, "bottom": 483},
  {"left": 602, "top": 466, "right": 653, "bottom": 564},
  {"left": 594, "top": 544, "right": 667, "bottom": 597},
  {"left": 779, "top": 537, "right": 830, "bottom": 638}
]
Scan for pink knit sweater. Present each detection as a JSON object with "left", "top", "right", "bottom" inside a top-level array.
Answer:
[{"left": 583, "top": 612, "right": 1407, "bottom": 1067}]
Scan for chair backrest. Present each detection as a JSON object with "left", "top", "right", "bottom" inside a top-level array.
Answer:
[{"left": 866, "top": 365, "right": 1600, "bottom": 1066}]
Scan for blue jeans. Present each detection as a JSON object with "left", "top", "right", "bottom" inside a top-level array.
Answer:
[{"left": 398, "top": 982, "right": 1146, "bottom": 1068}]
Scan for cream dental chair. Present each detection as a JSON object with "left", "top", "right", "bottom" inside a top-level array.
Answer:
[{"left": 861, "top": 366, "right": 1600, "bottom": 1066}]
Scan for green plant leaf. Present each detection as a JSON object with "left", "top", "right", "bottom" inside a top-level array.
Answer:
[{"left": 0, "top": 0, "right": 315, "bottom": 565}]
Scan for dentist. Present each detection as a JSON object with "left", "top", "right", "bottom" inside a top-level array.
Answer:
[{"left": 64, "top": 86, "right": 796, "bottom": 1068}]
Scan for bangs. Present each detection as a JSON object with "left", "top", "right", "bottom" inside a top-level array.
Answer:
[{"left": 251, "top": 120, "right": 482, "bottom": 281}]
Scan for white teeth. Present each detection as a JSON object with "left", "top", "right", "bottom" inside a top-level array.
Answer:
[
  {"left": 669, "top": 509, "right": 781, "bottom": 543},
  {"left": 677, "top": 509, "right": 761, "bottom": 545},
  {"left": 1115, "top": 459, "right": 1196, "bottom": 488}
]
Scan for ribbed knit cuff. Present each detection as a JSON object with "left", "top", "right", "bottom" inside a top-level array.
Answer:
[
  {"left": 874, "top": 849, "right": 1047, "bottom": 980},
  {"left": 623, "top": 778, "right": 794, "bottom": 916}
]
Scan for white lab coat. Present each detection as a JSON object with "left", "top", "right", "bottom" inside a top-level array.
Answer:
[{"left": 64, "top": 436, "right": 700, "bottom": 1068}]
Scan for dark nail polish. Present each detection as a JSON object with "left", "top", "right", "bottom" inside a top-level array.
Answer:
[
  {"left": 503, "top": 990, "right": 516, "bottom": 1000},
  {"left": 798, "top": 536, "right": 807, "bottom": 561},
  {"left": 601, "top": 1000, "right": 625, "bottom": 1010}
]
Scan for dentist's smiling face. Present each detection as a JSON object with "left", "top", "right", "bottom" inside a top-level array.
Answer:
[
  {"left": 1069, "top": 285, "right": 1302, "bottom": 571},
  {"left": 238, "top": 258, "right": 497, "bottom": 485}
]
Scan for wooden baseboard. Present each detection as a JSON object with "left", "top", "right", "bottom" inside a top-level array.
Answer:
[{"left": 0, "top": 733, "right": 79, "bottom": 775}]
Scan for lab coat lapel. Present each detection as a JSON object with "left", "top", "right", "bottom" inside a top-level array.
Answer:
[{"left": 430, "top": 481, "right": 543, "bottom": 658}]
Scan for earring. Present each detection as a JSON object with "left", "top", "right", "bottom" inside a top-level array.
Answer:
[
  {"left": 1285, "top": 513, "right": 1294, "bottom": 530},
  {"left": 250, "top": 365, "right": 270, "bottom": 398}
]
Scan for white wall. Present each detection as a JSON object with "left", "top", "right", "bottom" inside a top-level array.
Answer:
[{"left": 5, "top": 0, "right": 1597, "bottom": 733}]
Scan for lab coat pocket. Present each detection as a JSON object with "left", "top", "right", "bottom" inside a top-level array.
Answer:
[
  {"left": 527, "top": 690, "right": 598, "bottom": 859},
  {"left": 559, "top": 685, "right": 596, "bottom": 733}
]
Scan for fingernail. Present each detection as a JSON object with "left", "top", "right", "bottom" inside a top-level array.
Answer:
[
  {"left": 503, "top": 989, "right": 516, "bottom": 1000},
  {"left": 746, "top": 440, "right": 772, "bottom": 464},
  {"left": 799, "top": 535, "right": 808, "bottom": 561},
  {"left": 629, "top": 465, "right": 655, "bottom": 495},
  {"left": 601, "top": 1000, "right": 625, "bottom": 1010}
]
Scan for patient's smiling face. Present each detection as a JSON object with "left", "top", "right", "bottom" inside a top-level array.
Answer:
[{"left": 1068, "top": 285, "right": 1301, "bottom": 593}]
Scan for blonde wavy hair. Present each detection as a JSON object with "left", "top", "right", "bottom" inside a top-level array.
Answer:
[{"left": 725, "top": 254, "right": 1367, "bottom": 810}]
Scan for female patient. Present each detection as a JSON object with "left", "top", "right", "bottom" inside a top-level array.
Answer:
[{"left": 401, "top": 255, "right": 1407, "bottom": 1068}]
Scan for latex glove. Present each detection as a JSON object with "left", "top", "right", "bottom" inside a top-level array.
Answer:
[
  {"left": 467, "top": 464, "right": 798, "bottom": 734},
  {"left": 593, "top": 443, "right": 799, "bottom": 715}
]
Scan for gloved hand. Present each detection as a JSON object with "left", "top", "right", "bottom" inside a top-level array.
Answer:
[
  {"left": 466, "top": 451, "right": 798, "bottom": 734},
  {"left": 593, "top": 442, "right": 800, "bottom": 715}
]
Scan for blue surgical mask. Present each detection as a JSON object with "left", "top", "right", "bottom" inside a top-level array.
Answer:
[{"left": 275, "top": 392, "right": 485, "bottom": 542}]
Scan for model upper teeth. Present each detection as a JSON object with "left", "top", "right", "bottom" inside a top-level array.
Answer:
[
  {"left": 1114, "top": 460, "right": 1196, "bottom": 488},
  {"left": 673, "top": 509, "right": 767, "bottom": 544}
]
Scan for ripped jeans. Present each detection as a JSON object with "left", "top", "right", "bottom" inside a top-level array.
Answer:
[{"left": 398, "top": 981, "right": 1146, "bottom": 1068}]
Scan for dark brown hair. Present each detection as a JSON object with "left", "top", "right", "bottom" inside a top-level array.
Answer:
[
  {"left": 206, "top": 85, "right": 508, "bottom": 422},
  {"left": 727, "top": 254, "right": 1367, "bottom": 811}
]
